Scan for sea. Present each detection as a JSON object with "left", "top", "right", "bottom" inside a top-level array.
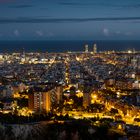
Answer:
[{"left": 0, "top": 40, "right": 140, "bottom": 53}]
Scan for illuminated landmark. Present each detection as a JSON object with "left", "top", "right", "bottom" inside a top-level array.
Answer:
[
  {"left": 93, "top": 43, "right": 97, "bottom": 54},
  {"left": 85, "top": 44, "right": 89, "bottom": 53}
]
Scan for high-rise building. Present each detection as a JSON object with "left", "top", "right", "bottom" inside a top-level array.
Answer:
[
  {"left": 85, "top": 44, "right": 89, "bottom": 53},
  {"left": 28, "top": 93, "right": 34, "bottom": 111},
  {"left": 93, "top": 44, "right": 97, "bottom": 54},
  {"left": 55, "top": 86, "right": 63, "bottom": 104},
  {"left": 28, "top": 85, "right": 63, "bottom": 112},
  {"left": 43, "top": 91, "right": 51, "bottom": 112},
  {"left": 83, "top": 92, "right": 91, "bottom": 108},
  {"left": 28, "top": 91, "right": 51, "bottom": 112}
]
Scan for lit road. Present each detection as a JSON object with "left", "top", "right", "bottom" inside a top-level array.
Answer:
[{"left": 61, "top": 110, "right": 140, "bottom": 126}]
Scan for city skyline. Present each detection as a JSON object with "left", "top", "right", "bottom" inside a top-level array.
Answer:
[
  {"left": 0, "top": 1, "right": 140, "bottom": 139},
  {"left": 0, "top": 0, "right": 140, "bottom": 40}
]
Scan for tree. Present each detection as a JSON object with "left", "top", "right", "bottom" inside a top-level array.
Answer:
[{"left": 110, "top": 108, "right": 118, "bottom": 115}]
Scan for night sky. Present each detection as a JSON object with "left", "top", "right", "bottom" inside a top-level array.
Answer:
[{"left": 0, "top": 0, "right": 140, "bottom": 40}]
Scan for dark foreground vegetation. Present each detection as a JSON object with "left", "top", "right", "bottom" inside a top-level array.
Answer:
[
  {"left": 0, "top": 113, "right": 139, "bottom": 140},
  {"left": 0, "top": 120, "right": 126, "bottom": 140}
]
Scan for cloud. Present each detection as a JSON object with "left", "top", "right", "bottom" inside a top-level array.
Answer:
[
  {"left": 103, "top": 28, "right": 109, "bottom": 36},
  {"left": 36, "top": 30, "right": 44, "bottom": 36},
  {"left": 35, "top": 30, "right": 54, "bottom": 37},
  {"left": 125, "top": 32, "right": 133, "bottom": 36},
  {"left": 0, "top": 17, "right": 140, "bottom": 24},
  {"left": 114, "top": 31, "right": 133, "bottom": 36},
  {"left": 46, "top": 32, "right": 54, "bottom": 37},
  {"left": 59, "top": 2, "right": 140, "bottom": 9},
  {"left": 115, "top": 31, "right": 121, "bottom": 34},
  {"left": 14, "top": 29, "right": 19, "bottom": 36},
  {"left": 59, "top": 2, "right": 92, "bottom": 6},
  {"left": 9, "top": 4, "right": 33, "bottom": 8},
  {"left": 119, "top": 4, "right": 140, "bottom": 9}
]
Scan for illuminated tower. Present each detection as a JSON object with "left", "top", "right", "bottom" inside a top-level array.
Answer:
[
  {"left": 133, "top": 48, "right": 136, "bottom": 54},
  {"left": 85, "top": 44, "right": 89, "bottom": 53},
  {"left": 93, "top": 44, "right": 97, "bottom": 54}
]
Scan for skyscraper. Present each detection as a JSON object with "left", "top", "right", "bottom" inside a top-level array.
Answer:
[
  {"left": 93, "top": 44, "right": 97, "bottom": 54},
  {"left": 85, "top": 44, "right": 89, "bottom": 53}
]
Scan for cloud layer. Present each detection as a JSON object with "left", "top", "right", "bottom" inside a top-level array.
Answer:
[
  {"left": 0, "top": 17, "right": 140, "bottom": 24},
  {"left": 9, "top": 4, "right": 33, "bottom": 8},
  {"left": 58, "top": 2, "right": 140, "bottom": 9}
]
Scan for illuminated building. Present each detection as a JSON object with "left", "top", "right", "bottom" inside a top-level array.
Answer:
[
  {"left": 28, "top": 85, "right": 63, "bottom": 112},
  {"left": 93, "top": 44, "right": 97, "bottom": 54},
  {"left": 85, "top": 44, "right": 89, "bottom": 53},
  {"left": 91, "top": 93, "right": 98, "bottom": 104},
  {"left": 55, "top": 86, "right": 63, "bottom": 104},
  {"left": 29, "top": 91, "right": 51, "bottom": 112},
  {"left": 132, "top": 81, "right": 140, "bottom": 89},
  {"left": 43, "top": 91, "right": 51, "bottom": 112},
  {"left": 83, "top": 92, "right": 91, "bottom": 108},
  {"left": 28, "top": 93, "right": 34, "bottom": 111}
]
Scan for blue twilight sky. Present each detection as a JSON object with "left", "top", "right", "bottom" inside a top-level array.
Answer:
[{"left": 0, "top": 0, "right": 140, "bottom": 40}]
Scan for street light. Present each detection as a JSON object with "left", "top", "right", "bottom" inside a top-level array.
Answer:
[
  {"left": 92, "top": 94, "right": 97, "bottom": 99},
  {"left": 91, "top": 94, "right": 97, "bottom": 104}
]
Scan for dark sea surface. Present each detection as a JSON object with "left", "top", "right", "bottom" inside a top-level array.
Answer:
[{"left": 0, "top": 40, "right": 140, "bottom": 53}]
